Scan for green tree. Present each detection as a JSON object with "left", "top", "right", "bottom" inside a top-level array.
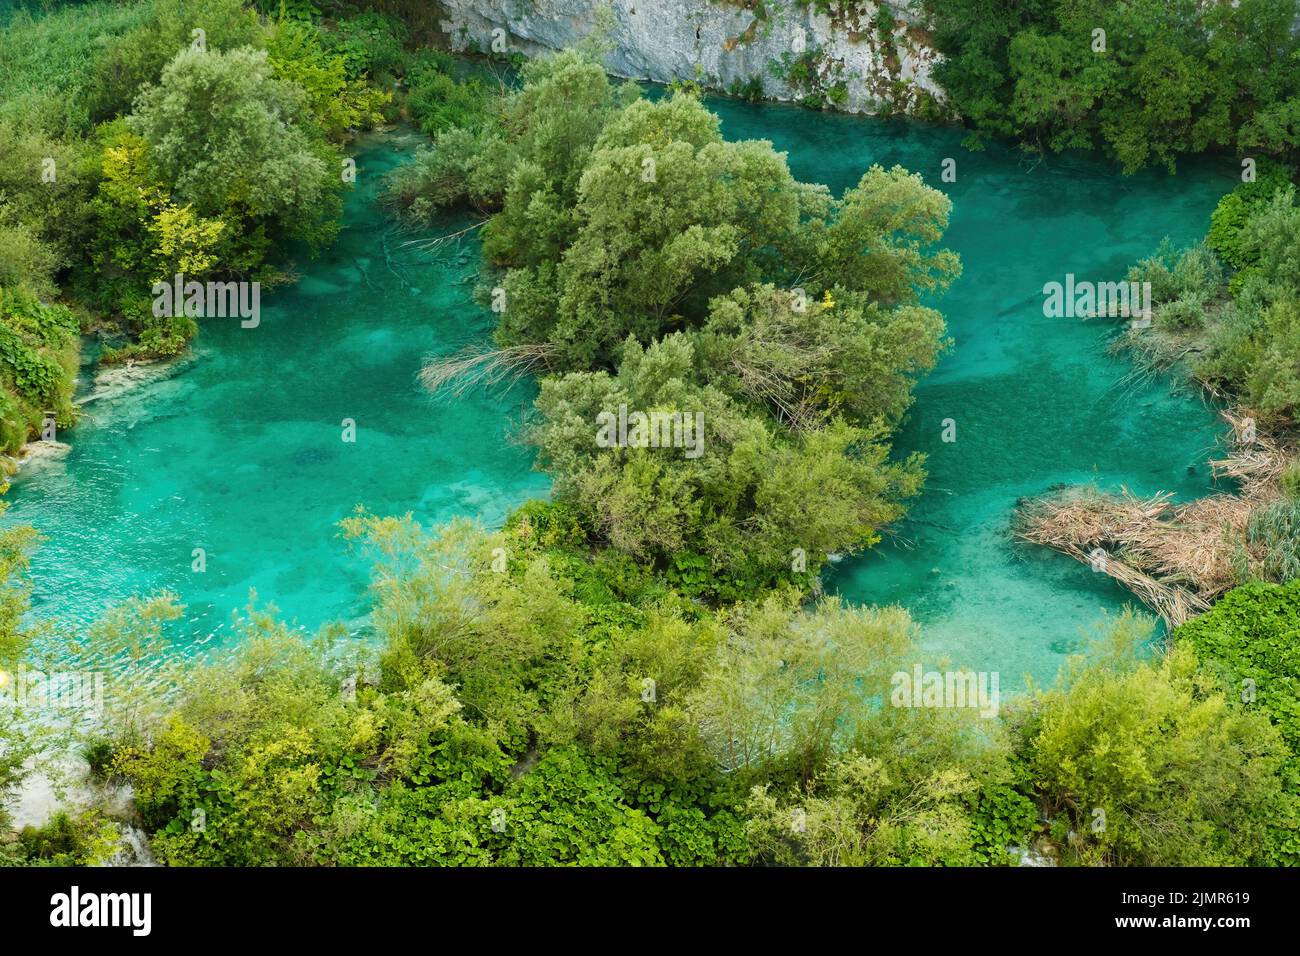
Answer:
[
  {"left": 1019, "top": 612, "right": 1287, "bottom": 865},
  {"left": 129, "top": 46, "right": 341, "bottom": 251}
]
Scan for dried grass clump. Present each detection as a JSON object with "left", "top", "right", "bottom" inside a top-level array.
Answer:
[
  {"left": 419, "top": 342, "right": 557, "bottom": 398},
  {"left": 1015, "top": 409, "right": 1296, "bottom": 627}
]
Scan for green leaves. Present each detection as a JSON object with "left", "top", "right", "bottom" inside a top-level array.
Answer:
[
  {"left": 1176, "top": 580, "right": 1300, "bottom": 781},
  {"left": 930, "top": 0, "right": 1300, "bottom": 172},
  {"left": 0, "top": 286, "right": 79, "bottom": 453},
  {"left": 130, "top": 48, "right": 333, "bottom": 227},
  {"left": 1025, "top": 612, "right": 1288, "bottom": 866}
]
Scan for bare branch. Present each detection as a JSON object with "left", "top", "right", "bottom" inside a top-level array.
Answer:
[{"left": 419, "top": 341, "right": 557, "bottom": 398}]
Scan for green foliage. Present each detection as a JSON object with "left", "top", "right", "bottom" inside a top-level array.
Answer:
[
  {"left": 0, "top": 491, "right": 40, "bottom": 842},
  {"left": 0, "top": 286, "right": 79, "bottom": 453},
  {"left": 531, "top": 332, "right": 924, "bottom": 586},
  {"left": 2, "top": 811, "right": 119, "bottom": 867},
  {"left": 1203, "top": 293, "right": 1300, "bottom": 420},
  {"left": 1019, "top": 612, "right": 1288, "bottom": 865},
  {"left": 403, "top": 53, "right": 496, "bottom": 137},
  {"left": 727, "top": 75, "right": 765, "bottom": 103},
  {"left": 386, "top": 49, "right": 638, "bottom": 223},
  {"left": 1207, "top": 160, "right": 1295, "bottom": 276},
  {"left": 88, "top": 0, "right": 265, "bottom": 126},
  {"left": 60, "top": 509, "right": 1300, "bottom": 869},
  {"left": 322, "top": 11, "right": 408, "bottom": 82},
  {"left": 494, "top": 749, "right": 663, "bottom": 866},
  {"left": 94, "top": 512, "right": 1017, "bottom": 868},
  {"left": 129, "top": 47, "right": 341, "bottom": 247},
  {"left": 1176, "top": 580, "right": 1300, "bottom": 771},
  {"left": 0, "top": 1, "right": 389, "bottom": 370},
  {"left": 396, "top": 49, "right": 957, "bottom": 597},
  {"left": 0, "top": 119, "right": 96, "bottom": 297},
  {"left": 488, "top": 91, "right": 957, "bottom": 368},
  {"left": 1245, "top": 500, "right": 1300, "bottom": 583},
  {"left": 109, "top": 617, "right": 383, "bottom": 866},
  {"left": 0, "top": 0, "right": 157, "bottom": 134},
  {"left": 1281, "top": 460, "right": 1300, "bottom": 500},
  {"left": 1128, "top": 240, "right": 1221, "bottom": 309},
  {"left": 744, "top": 701, "right": 1021, "bottom": 866},
  {"left": 928, "top": 0, "right": 1300, "bottom": 172},
  {"left": 692, "top": 597, "right": 917, "bottom": 780},
  {"left": 1176, "top": 580, "right": 1300, "bottom": 863},
  {"left": 968, "top": 782, "right": 1039, "bottom": 866},
  {"left": 94, "top": 517, "right": 758, "bottom": 865},
  {"left": 1123, "top": 172, "right": 1300, "bottom": 426},
  {"left": 266, "top": 16, "right": 390, "bottom": 141}
]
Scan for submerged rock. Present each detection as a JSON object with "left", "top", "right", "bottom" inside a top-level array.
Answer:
[
  {"left": 78, "top": 355, "right": 195, "bottom": 408},
  {"left": 5, "top": 440, "right": 72, "bottom": 473}
]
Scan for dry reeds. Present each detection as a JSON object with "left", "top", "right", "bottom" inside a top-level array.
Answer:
[
  {"left": 1015, "top": 409, "right": 1296, "bottom": 627},
  {"left": 419, "top": 341, "right": 557, "bottom": 398}
]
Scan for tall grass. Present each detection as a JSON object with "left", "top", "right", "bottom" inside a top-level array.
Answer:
[
  {"left": 1246, "top": 499, "right": 1300, "bottom": 582},
  {"left": 0, "top": 0, "right": 154, "bottom": 133}
]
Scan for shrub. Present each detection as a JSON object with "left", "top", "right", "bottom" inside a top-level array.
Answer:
[
  {"left": 1280, "top": 460, "right": 1300, "bottom": 500},
  {"left": 1246, "top": 500, "right": 1300, "bottom": 583},
  {"left": 1020, "top": 613, "right": 1288, "bottom": 866},
  {"left": 1176, "top": 580, "right": 1300, "bottom": 863},
  {"left": 0, "top": 286, "right": 79, "bottom": 453}
]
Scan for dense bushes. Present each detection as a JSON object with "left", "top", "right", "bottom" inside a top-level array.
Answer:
[
  {"left": 927, "top": 0, "right": 1300, "bottom": 172},
  {"left": 393, "top": 50, "right": 955, "bottom": 592},
  {"left": 0, "top": 0, "right": 392, "bottom": 373},
  {"left": 1017, "top": 614, "right": 1287, "bottom": 866},
  {"left": 1176, "top": 581, "right": 1300, "bottom": 769},
  {"left": 55, "top": 510, "right": 1288, "bottom": 868},
  {"left": 0, "top": 287, "right": 79, "bottom": 453},
  {"left": 1175, "top": 580, "right": 1300, "bottom": 863},
  {"left": 1123, "top": 168, "right": 1300, "bottom": 426}
]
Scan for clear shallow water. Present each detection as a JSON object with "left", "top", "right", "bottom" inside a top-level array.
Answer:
[
  {"left": 708, "top": 100, "right": 1235, "bottom": 687},
  {"left": 4, "top": 129, "right": 549, "bottom": 642},
  {"left": 5, "top": 107, "right": 1235, "bottom": 685}
]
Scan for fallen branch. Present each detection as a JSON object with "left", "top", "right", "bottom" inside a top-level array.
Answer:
[{"left": 419, "top": 341, "right": 557, "bottom": 398}]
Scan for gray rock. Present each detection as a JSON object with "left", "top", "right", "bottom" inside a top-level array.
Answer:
[{"left": 438, "top": 0, "right": 947, "bottom": 116}]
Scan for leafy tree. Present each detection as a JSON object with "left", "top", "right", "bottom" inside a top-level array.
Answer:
[
  {"left": 129, "top": 47, "right": 341, "bottom": 250},
  {"left": 530, "top": 332, "right": 924, "bottom": 584},
  {"left": 1018, "top": 612, "right": 1288, "bottom": 865},
  {"left": 694, "top": 283, "right": 948, "bottom": 429},
  {"left": 88, "top": 0, "right": 264, "bottom": 125},
  {"left": 928, "top": 0, "right": 1300, "bottom": 171},
  {"left": 265, "top": 16, "right": 390, "bottom": 142}
]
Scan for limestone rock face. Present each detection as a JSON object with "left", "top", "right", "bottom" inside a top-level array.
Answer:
[{"left": 436, "top": 0, "right": 947, "bottom": 116}]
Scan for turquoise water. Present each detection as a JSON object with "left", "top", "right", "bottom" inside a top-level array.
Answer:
[
  {"left": 4, "top": 128, "right": 549, "bottom": 640},
  {"left": 4, "top": 105, "right": 1235, "bottom": 685},
  {"left": 708, "top": 100, "right": 1234, "bottom": 686}
]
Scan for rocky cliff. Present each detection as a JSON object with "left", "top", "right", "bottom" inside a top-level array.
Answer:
[{"left": 436, "top": 0, "right": 948, "bottom": 117}]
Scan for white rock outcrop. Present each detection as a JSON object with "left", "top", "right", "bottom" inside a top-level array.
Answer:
[{"left": 437, "top": 0, "right": 947, "bottom": 116}]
